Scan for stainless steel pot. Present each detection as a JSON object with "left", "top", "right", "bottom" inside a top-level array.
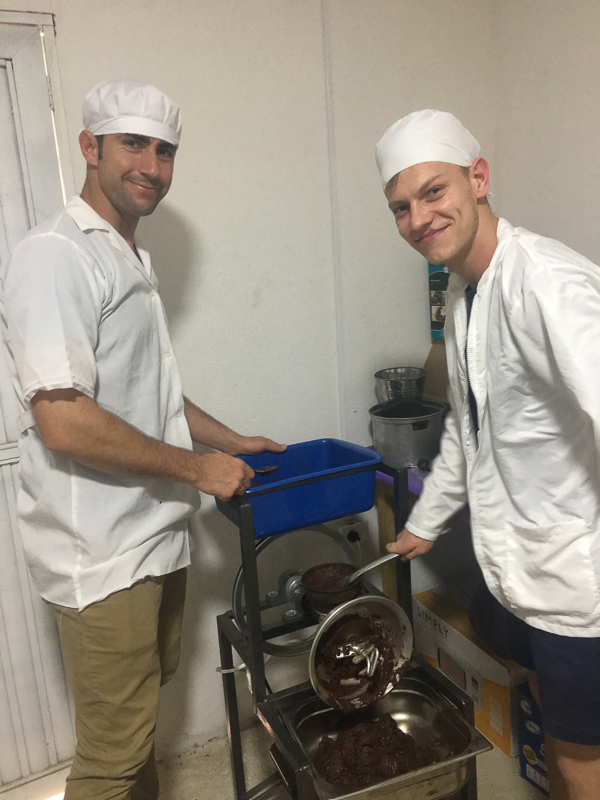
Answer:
[
  {"left": 301, "top": 562, "right": 363, "bottom": 617},
  {"left": 374, "top": 367, "right": 425, "bottom": 404},
  {"left": 369, "top": 399, "right": 448, "bottom": 469}
]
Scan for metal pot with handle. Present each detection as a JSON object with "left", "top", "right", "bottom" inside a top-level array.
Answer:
[{"left": 369, "top": 398, "right": 448, "bottom": 469}]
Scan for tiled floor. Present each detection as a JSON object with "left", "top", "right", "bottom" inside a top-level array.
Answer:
[{"left": 156, "top": 722, "right": 545, "bottom": 800}]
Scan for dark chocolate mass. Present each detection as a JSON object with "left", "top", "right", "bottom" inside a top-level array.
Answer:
[
  {"left": 314, "top": 614, "right": 400, "bottom": 712},
  {"left": 313, "top": 712, "right": 439, "bottom": 790},
  {"left": 302, "top": 563, "right": 357, "bottom": 592}
]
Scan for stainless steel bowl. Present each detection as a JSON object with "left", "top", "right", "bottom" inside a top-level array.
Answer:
[
  {"left": 374, "top": 367, "right": 425, "bottom": 404},
  {"left": 309, "top": 596, "right": 413, "bottom": 712},
  {"left": 287, "top": 672, "right": 492, "bottom": 799}
]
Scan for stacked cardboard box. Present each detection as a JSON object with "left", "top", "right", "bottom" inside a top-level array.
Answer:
[
  {"left": 518, "top": 683, "right": 549, "bottom": 795},
  {"left": 412, "top": 589, "right": 528, "bottom": 756}
]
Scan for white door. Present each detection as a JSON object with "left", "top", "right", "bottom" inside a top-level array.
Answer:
[{"left": 0, "top": 12, "right": 76, "bottom": 789}]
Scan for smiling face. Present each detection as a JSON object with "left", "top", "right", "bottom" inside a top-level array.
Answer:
[
  {"left": 95, "top": 133, "right": 176, "bottom": 219},
  {"left": 385, "top": 161, "right": 483, "bottom": 267},
  {"left": 79, "top": 130, "right": 177, "bottom": 239}
]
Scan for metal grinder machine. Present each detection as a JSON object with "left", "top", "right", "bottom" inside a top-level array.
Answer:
[{"left": 216, "top": 439, "right": 490, "bottom": 800}]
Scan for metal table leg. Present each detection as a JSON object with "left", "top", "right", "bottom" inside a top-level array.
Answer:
[
  {"left": 376, "top": 464, "right": 412, "bottom": 623},
  {"left": 218, "top": 615, "right": 248, "bottom": 799},
  {"left": 236, "top": 498, "right": 269, "bottom": 705}
]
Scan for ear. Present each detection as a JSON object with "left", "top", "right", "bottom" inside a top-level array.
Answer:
[
  {"left": 79, "top": 130, "right": 100, "bottom": 168},
  {"left": 469, "top": 157, "right": 490, "bottom": 199}
]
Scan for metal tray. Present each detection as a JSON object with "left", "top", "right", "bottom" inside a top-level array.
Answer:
[{"left": 281, "top": 676, "right": 492, "bottom": 800}]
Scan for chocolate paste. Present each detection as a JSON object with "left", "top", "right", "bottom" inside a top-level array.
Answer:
[
  {"left": 314, "top": 613, "right": 405, "bottom": 712},
  {"left": 302, "top": 563, "right": 357, "bottom": 593},
  {"left": 302, "top": 563, "right": 362, "bottom": 616},
  {"left": 313, "top": 712, "right": 439, "bottom": 790}
]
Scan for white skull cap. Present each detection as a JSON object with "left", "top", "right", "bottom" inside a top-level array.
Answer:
[
  {"left": 376, "top": 109, "right": 480, "bottom": 187},
  {"left": 82, "top": 80, "right": 181, "bottom": 146}
]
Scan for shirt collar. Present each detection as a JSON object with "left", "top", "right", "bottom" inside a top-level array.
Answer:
[
  {"left": 476, "top": 217, "right": 514, "bottom": 293},
  {"left": 448, "top": 217, "right": 516, "bottom": 297},
  {"left": 65, "top": 195, "right": 112, "bottom": 234},
  {"left": 65, "top": 196, "right": 156, "bottom": 286}
]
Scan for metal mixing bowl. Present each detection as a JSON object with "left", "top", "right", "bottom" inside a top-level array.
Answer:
[{"left": 309, "top": 595, "right": 413, "bottom": 712}]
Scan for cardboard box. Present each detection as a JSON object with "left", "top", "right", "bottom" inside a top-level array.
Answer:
[
  {"left": 412, "top": 590, "right": 528, "bottom": 755},
  {"left": 518, "top": 683, "right": 549, "bottom": 796},
  {"left": 422, "top": 339, "right": 448, "bottom": 402}
]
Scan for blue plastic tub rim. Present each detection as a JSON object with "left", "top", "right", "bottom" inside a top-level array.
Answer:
[{"left": 239, "top": 438, "right": 382, "bottom": 495}]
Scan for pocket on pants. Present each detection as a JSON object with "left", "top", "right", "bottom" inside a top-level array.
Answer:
[{"left": 503, "top": 519, "right": 598, "bottom": 616}]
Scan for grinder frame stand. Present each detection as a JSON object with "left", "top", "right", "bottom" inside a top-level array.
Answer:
[{"left": 216, "top": 462, "right": 480, "bottom": 800}]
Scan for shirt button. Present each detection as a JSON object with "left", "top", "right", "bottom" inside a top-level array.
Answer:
[
  {"left": 164, "top": 352, "right": 172, "bottom": 358},
  {"left": 176, "top": 410, "right": 183, "bottom": 418}
]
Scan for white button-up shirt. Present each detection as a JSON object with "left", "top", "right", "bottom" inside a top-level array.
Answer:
[
  {"left": 407, "top": 218, "right": 600, "bottom": 637},
  {"left": 0, "top": 197, "right": 200, "bottom": 609}
]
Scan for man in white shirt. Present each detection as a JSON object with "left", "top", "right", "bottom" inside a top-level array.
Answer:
[
  {"left": 0, "top": 80, "right": 285, "bottom": 800},
  {"left": 376, "top": 109, "right": 600, "bottom": 800}
]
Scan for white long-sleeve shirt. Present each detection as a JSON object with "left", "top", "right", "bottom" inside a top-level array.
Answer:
[{"left": 407, "top": 218, "right": 600, "bottom": 637}]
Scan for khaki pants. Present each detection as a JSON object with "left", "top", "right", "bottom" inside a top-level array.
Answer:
[{"left": 54, "top": 569, "right": 187, "bottom": 800}]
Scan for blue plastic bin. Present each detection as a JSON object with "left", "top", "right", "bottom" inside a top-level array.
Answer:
[{"left": 215, "top": 438, "right": 383, "bottom": 538}]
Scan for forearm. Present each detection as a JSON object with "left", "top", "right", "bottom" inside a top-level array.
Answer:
[
  {"left": 183, "top": 396, "right": 242, "bottom": 454},
  {"left": 406, "top": 403, "right": 468, "bottom": 538},
  {"left": 33, "top": 389, "right": 201, "bottom": 484},
  {"left": 31, "top": 389, "right": 255, "bottom": 501}
]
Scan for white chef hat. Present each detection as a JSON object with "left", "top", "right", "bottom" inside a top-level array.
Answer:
[
  {"left": 82, "top": 80, "right": 181, "bottom": 146},
  {"left": 375, "top": 109, "right": 480, "bottom": 187}
]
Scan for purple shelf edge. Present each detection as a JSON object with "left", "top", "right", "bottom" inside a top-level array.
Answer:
[
  {"left": 375, "top": 467, "right": 424, "bottom": 496},
  {"left": 367, "top": 445, "right": 424, "bottom": 496}
]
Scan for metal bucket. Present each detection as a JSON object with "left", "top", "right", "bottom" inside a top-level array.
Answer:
[
  {"left": 369, "top": 399, "right": 448, "bottom": 469},
  {"left": 374, "top": 367, "right": 425, "bottom": 404}
]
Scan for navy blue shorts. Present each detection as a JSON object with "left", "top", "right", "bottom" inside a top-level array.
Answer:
[{"left": 469, "top": 582, "right": 600, "bottom": 746}]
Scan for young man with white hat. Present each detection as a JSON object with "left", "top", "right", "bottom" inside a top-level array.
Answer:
[
  {"left": 377, "top": 109, "right": 600, "bottom": 799},
  {"left": 0, "top": 80, "right": 285, "bottom": 800}
]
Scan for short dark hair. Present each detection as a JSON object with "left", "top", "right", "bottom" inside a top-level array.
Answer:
[
  {"left": 95, "top": 134, "right": 105, "bottom": 159},
  {"left": 385, "top": 172, "right": 400, "bottom": 194}
]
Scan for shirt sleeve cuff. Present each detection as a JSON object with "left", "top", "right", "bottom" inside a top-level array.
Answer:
[
  {"left": 23, "top": 377, "right": 96, "bottom": 404},
  {"left": 405, "top": 520, "right": 444, "bottom": 542}
]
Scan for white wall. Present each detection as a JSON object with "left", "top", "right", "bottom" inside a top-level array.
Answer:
[
  {"left": 324, "top": 0, "right": 497, "bottom": 444},
  {"left": 7, "top": 0, "right": 341, "bottom": 754},
  {"left": 0, "top": 0, "right": 495, "bottom": 754},
  {"left": 10, "top": 0, "right": 600, "bottom": 760},
  {"left": 492, "top": 0, "right": 600, "bottom": 264}
]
